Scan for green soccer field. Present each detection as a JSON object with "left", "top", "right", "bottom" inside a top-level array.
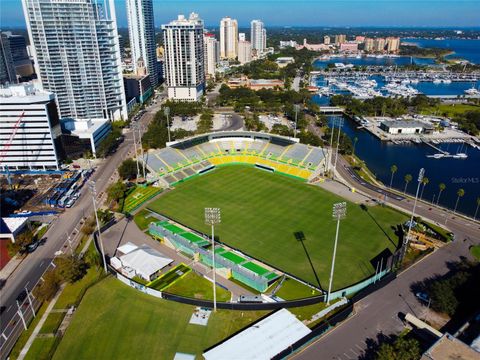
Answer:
[{"left": 148, "top": 165, "right": 408, "bottom": 290}]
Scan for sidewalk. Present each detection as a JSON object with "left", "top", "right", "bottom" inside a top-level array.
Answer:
[
  {"left": 0, "top": 255, "right": 24, "bottom": 281},
  {"left": 17, "top": 284, "right": 65, "bottom": 360}
]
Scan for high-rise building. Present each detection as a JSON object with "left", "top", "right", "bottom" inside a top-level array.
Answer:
[
  {"left": 323, "top": 35, "right": 331, "bottom": 45},
  {"left": 220, "top": 17, "right": 238, "bottom": 59},
  {"left": 126, "top": 0, "right": 159, "bottom": 87},
  {"left": 238, "top": 41, "right": 252, "bottom": 64},
  {"left": 262, "top": 28, "right": 267, "bottom": 51},
  {"left": 251, "top": 20, "right": 265, "bottom": 53},
  {"left": 364, "top": 38, "right": 374, "bottom": 52},
  {"left": 0, "top": 34, "right": 17, "bottom": 85},
  {"left": 0, "top": 84, "right": 62, "bottom": 170},
  {"left": 239, "top": 33, "right": 246, "bottom": 42},
  {"left": 373, "top": 38, "right": 387, "bottom": 52},
  {"left": 1, "top": 32, "right": 34, "bottom": 80},
  {"left": 22, "top": 0, "right": 127, "bottom": 121},
  {"left": 162, "top": 13, "right": 205, "bottom": 101},
  {"left": 386, "top": 37, "right": 401, "bottom": 53},
  {"left": 204, "top": 34, "right": 219, "bottom": 78},
  {"left": 334, "top": 34, "right": 347, "bottom": 45}
]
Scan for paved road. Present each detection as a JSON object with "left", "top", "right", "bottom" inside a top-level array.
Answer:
[
  {"left": 0, "top": 98, "right": 163, "bottom": 339},
  {"left": 293, "top": 157, "right": 480, "bottom": 360},
  {"left": 219, "top": 113, "right": 244, "bottom": 131}
]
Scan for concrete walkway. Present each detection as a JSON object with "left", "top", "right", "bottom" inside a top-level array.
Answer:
[
  {"left": 0, "top": 255, "right": 24, "bottom": 281},
  {"left": 17, "top": 284, "right": 65, "bottom": 360}
]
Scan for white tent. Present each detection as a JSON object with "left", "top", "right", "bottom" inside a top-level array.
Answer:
[
  {"left": 117, "top": 242, "right": 138, "bottom": 255},
  {"left": 203, "top": 309, "right": 312, "bottom": 360},
  {"left": 119, "top": 245, "right": 173, "bottom": 281}
]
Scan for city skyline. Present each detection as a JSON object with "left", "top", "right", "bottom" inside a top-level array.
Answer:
[{"left": 2, "top": 0, "right": 480, "bottom": 28}]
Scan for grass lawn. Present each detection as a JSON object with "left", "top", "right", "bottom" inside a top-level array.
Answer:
[
  {"left": 147, "top": 263, "right": 191, "bottom": 290},
  {"left": 53, "top": 277, "right": 269, "bottom": 360},
  {"left": 133, "top": 209, "right": 155, "bottom": 231},
  {"left": 470, "top": 245, "right": 480, "bottom": 261},
  {"left": 147, "top": 165, "right": 408, "bottom": 290},
  {"left": 275, "top": 278, "right": 321, "bottom": 300},
  {"left": 122, "top": 186, "right": 162, "bottom": 214},
  {"left": 39, "top": 312, "right": 65, "bottom": 334},
  {"left": 54, "top": 266, "right": 101, "bottom": 310},
  {"left": 24, "top": 337, "right": 56, "bottom": 360},
  {"left": 421, "top": 103, "right": 480, "bottom": 117},
  {"left": 164, "top": 271, "right": 231, "bottom": 302}
]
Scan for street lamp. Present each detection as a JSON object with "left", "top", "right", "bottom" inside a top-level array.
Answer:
[
  {"left": 89, "top": 181, "right": 107, "bottom": 273},
  {"left": 164, "top": 106, "right": 171, "bottom": 143},
  {"left": 326, "top": 202, "right": 347, "bottom": 305},
  {"left": 293, "top": 104, "right": 300, "bottom": 139},
  {"left": 205, "top": 207, "right": 221, "bottom": 312},
  {"left": 401, "top": 168, "right": 425, "bottom": 262}
]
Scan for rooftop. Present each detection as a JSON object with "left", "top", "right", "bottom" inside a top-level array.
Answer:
[{"left": 421, "top": 334, "right": 480, "bottom": 360}]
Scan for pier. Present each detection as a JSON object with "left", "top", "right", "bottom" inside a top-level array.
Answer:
[
  {"left": 319, "top": 106, "right": 344, "bottom": 114},
  {"left": 421, "top": 139, "right": 449, "bottom": 154}
]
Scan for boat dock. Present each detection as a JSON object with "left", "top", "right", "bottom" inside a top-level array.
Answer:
[{"left": 421, "top": 139, "right": 449, "bottom": 155}]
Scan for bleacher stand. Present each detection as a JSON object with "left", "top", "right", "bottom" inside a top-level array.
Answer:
[{"left": 141, "top": 131, "right": 326, "bottom": 186}]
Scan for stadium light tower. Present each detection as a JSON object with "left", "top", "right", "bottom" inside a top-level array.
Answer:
[
  {"left": 205, "top": 207, "right": 221, "bottom": 312},
  {"left": 89, "top": 181, "right": 107, "bottom": 273},
  {"left": 401, "top": 168, "right": 425, "bottom": 262},
  {"left": 332, "top": 117, "right": 344, "bottom": 180},
  {"left": 326, "top": 202, "right": 347, "bottom": 305},
  {"left": 164, "top": 107, "right": 171, "bottom": 143}
]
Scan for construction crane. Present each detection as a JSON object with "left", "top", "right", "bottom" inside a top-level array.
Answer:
[{"left": 0, "top": 111, "right": 25, "bottom": 188}]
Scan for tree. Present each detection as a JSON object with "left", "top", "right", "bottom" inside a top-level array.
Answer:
[
  {"left": 376, "top": 337, "right": 421, "bottom": 360},
  {"left": 97, "top": 209, "right": 113, "bottom": 225},
  {"left": 474, "top": 197, "right": 480, "bottom": 221},
  {"left": 55, "top": 255, "right": 88, "bottom": 283},
  {"left": 420, "top": 176, "right": 429, "bottom": 199},
  {"left": 33, "top": 270, "right": 61, "bottom": 302},
  {"left": 118, "top": 159, "right": 138, "bottom": 180},
  {"left": 107, "top": 181, "right": 127, "bottom": 203},
  {"left": 389, "top": 165, "right": 398, "bottom": 188},
  {"left": 437, "top": 183, "right": 446, "bottom": 205},
  {"left": 404, "top": 174, "right": 412, "bottom": 194},
  {"left": 453, "top": 188, "right": 465, "bottom": 214}
]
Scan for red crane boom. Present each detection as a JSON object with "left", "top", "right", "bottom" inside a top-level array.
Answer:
[{"left": 0, "top": 111, "right": 25, "bottom": 165}]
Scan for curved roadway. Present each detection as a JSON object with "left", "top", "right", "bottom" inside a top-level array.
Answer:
[{"left": 293, "top": 155, "right": 480, "bottom": 360}]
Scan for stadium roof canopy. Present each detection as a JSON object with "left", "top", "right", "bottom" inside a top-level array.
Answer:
[{"left": 203, "top": 309, "right": 311, "bottom": 360}]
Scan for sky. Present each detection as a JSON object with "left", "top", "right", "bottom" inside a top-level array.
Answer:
[{"left": 1, "top": 0, "right": 480, "bottom": 28}]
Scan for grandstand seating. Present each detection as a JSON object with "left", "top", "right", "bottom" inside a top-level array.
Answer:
[{"left": 141, "top": 132, "right": 326, "bottom": 185}]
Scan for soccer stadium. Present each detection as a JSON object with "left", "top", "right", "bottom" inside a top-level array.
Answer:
[{"left": 139, "top": 131, "right": 407, "bottom": 295}]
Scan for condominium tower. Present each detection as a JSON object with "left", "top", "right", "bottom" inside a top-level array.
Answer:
[
  {"left": 126, "top": 0, "right": 159, "bottom": 86},
  {"left": 0, "top": 34, "right": 17, "bottom": 85},
  {"left": 220, "top": 17, "right": 238, "bottom": 59},
  {"left": 162, "top": 13, "right": 205, "bottom": 101},
  {"left": 204, "top": 34, "right": 219, "bottom": 78},
  {"left": 238, "top": 40, "right": 252, "bottom": 64},
  {"left": 21, "top": 0, "right": 127, "bottom": 121},
  {"left": 251, "top": 20, "right": 266, "bottom": 53}
]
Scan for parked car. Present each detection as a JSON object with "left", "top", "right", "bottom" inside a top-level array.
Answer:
[
  {"left": 415, "top": 292, "right": 430, "bottom": 303},
  {"left": 27, "top": 240, "right": 40, "bottom": 253}
]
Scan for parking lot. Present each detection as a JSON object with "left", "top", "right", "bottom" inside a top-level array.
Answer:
[{"left": 258, "top": 114, "right": 292, "bottom": 130}]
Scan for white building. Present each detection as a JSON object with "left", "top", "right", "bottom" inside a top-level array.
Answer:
[
  {"left": 126, "top": 0, "right": 159, "bottom": 87},
  {"left": 238, "top": 41, "right": 252, "bottom": 64},
  {"left": 251, "top": 20, "right": 266, "bottom": 54},
  {"left": 279, "top": 40, "right": 298, "bottom": 49},
  {"left": 239, "top": 33, "right": 246, "bottom": 42},
  {"left": 204, "top": 34, "right": 219, "bottom": 78},
  {"left": 220, "top": 17, "right": 238, "bottom": 59},
  {"left": 61, "top": 118, "right": 112, "bottom": 156},
  {"left": 0, "top": 84, "right": 62, "bottom": 170},
  {"left": 21, "top": 0, "right": 127, "bottom": 121},
  {"left": 380, "top": 120, "right": 434, "bottom": 135},
  {"left": 162, "top": 13, "right": 205, "bottom": 101}
]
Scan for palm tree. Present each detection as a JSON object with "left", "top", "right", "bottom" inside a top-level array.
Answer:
[
  {"left": 474, "top": 197, "right": 480, "bottom": 221},
  {"left": 437, "top": 183, "right": 446, "bottom": 205},
  {"left": 420, "top": 177, "right": 429, "bottom": 199},
  {"left": 389, "top": 165, "right": 398, "bottom": 188},
  {"left": 453, "top": 188, "right": 465, "bottom": 214},
  {"left": 352, "top": 137, "right": 358, "bottom": 157},
  {"left": 404, "top": 174, "right": 412, "bottom": 194}
]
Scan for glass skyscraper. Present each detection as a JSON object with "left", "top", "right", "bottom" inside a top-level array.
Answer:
[{"left": 22, "top": 0, "right": 127, "bottom": 121}]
